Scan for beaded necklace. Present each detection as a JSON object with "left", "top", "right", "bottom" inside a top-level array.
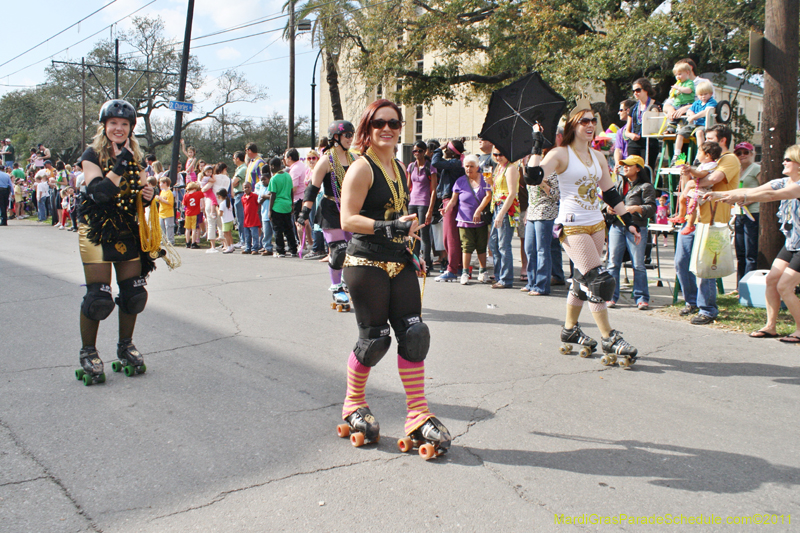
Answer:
[
  {"left": 328, "top": 147, "right": 353, "bottom": 208},
  {"left": 366, "top": 146, "right": 405, "bottom": 213}
]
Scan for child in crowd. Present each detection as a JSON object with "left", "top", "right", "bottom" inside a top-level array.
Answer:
[
  {"left": 664, "top": 62, "right": 696, "bottom": 136},
  {"left": 216, "top": 188, "right": 235, "bottom": 253},
  {"left": 669, "top": 141, "right": 722, "bottom": 235},
  {"left": 673, "top": 81, "right": 718, "bottom": 163},
  {"left": 240, "top": 181, "right": 261, "bottom": 254},
  {"left": 181, "top": 140, "right": 197, "bottom": 182},
  {"left": 59, "top": 187, "right": 73, "bottom": 229},
  {"left": 655, "top": 194, "right": 670, "bottom": 246},
  {"left": 266, "top": 157, "right": 297, "bottom": 257},
  {"left": 158, "top": 176, "right": 176, "bottom": 245},
  {"left": 182, "top": 181, "right": 204, "bottom": 249},
  {"left": 200, "top": 165, "right": 219, "bottom": 253},
  {"left": 14, "top": 179, "right": 25, "bottom": 219}
]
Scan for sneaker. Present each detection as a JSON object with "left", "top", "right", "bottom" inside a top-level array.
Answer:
[
  {"left": 460, "top": 272, "right": 469, "bottom": 285},
  {"left": 285, "top": 252, "right": 294, "bottom": 258},
  {"left": 186, "top": 243, "right": 192, "bottom": 249},
  {"left": 206, "top": 248, "right": 219, "bottom": 254},
  {"left": 222, "top": 248, "right": 233, "bottom": 254},
  {"left": 436, "top": 271, "right": 457, "bottom": 282},
  {"left": 477, "top": 271, "right": 488, "bottom": 283},
  {"left": 191, "top": 243, "right": 200, "bottom": 249},
  {"left": 303, "top": 250, "right": 325, "bottom": 260},
  {"left": 234, "top": 243, "right": 244, "bottom": 249},
  {"left": 607, "top": 301, "right": 617, "bottom": 308},
  {"left": 637, "top": 302, "right": 649, "bottom": 311},
  {"left": 690, "top": 313, "right": 715, "bottom": 325},
  {"left": 58, "top": 224, "right": 65, "bottom": 230},
  {"left": 679, "top": 304, "right": 699, "bottom": 316},
  {"left": 274, "top": 252, "right": 285, "bottom": 258},
  {"left": 241, "top": 250, "right": 251, "bottom": 255}
]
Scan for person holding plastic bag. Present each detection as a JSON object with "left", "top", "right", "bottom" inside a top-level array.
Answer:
[
  {"left": 673, "top": 125, "right": 739, "bottom": 325},
  {"left": 706, "top": 144, "right": 800, "bottom": 342}
]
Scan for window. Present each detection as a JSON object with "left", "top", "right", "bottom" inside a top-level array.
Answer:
[
  {"left": 415, "top": 105, "right": 423, "bottom": 140},
  {"left": 756, "top": 110, "right": 762, "bottom": 132}
]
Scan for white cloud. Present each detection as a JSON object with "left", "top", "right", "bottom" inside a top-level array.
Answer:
[{"left": 216, "top": 47, "right": 241, "bottom": 60}]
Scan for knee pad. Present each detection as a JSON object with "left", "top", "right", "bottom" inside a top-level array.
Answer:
[
  {"left": 569, "top": 279, "right": 588, "bottom": 301},
  {"left": 576, "top": 266, "right": 615, "bottom": 303},
  {"left": 392, "top": 315, "right": 430, "bottom": 363},
  {"left": 81, "top": 283, "right": 115, "bottom": 321},
  {"left": 353, "top": 324, "right": 392, "bottom": 367},
  {"left": 116, "top": 276, "right": 148, "bottom": 315},
  {"left": 328, "top": 240, "right": 348, "bottom": 270}
]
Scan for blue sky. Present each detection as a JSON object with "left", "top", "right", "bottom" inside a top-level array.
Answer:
[{"left": 1, "top": 0, "right": 320, "bottom": 130}]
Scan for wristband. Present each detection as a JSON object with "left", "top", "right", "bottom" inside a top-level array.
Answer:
[
  {"left": 297, "top": 205, "right": 311, "bottom": 226},
  {"left": 531, "top": 130, "right": 543, "bottom": 155},
  {"left": 374, "top": 219, "right": 412, "bottom": 239}
]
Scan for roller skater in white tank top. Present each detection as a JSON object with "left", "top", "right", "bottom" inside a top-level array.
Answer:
[{"left": 524, "top": 102, "right": 642, "bottom": 368}]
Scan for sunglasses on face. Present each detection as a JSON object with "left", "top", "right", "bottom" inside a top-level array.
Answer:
[
  {"left": 492, "top": 153, "right": 503, "bottom": 158},
  {"left": 307, "top": 157, "right": 318, "bottom": 161},
  {"left": 784, "top": 158, "right": 796, "bottom": 163},
  {"left": 734, "top": 151, "right": 749, "bottom": 156},
  {"left": 370, "top": 118, "right": 403, "bottom": 130},
  {"left": 578, "top": 117, "right": 598, "bottom": 126},
  {"left": 618, "top": 109, "right": 626, "bottom": 112},
  {"left": 633, "top": 88, "right": 643, "bottom": 94},
  {"left": 341, "top": 132, "right": 354, "bottom": 139},
  {"left": 412, "top": 149, "right": 422, "bottom": 153}
]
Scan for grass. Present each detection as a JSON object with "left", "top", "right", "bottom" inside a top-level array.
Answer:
[{"left": 660, "top": 294, "right": 797, "bottom": 336}]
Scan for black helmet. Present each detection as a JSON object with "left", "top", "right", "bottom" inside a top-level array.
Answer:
[
  {"left": 99, "top": 99, "right": 137, "bottom": 127},
  {"left": 327, "top": 120, "right": 355, "bottom": 139}
]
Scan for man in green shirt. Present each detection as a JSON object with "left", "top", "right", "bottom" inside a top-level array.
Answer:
[
  {"left": 1, "top": 139, "right": 15, "bottom": 168},
  {"left": 267, "top": 157, "right": 297, "bottom": 257},
  {"left": 232, "top": 150, "right": 247, "bottom": 248}
]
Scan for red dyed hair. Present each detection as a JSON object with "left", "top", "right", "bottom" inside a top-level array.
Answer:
[{"left": 353, "top": 99, "right": 404, "bottom": 154}]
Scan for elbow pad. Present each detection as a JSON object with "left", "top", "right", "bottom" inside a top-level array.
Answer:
[
  {"left": 525, "top": 166, "right": 544, "bottom": 186},
  {"left": 602, "top": 187, "right": 623, "bottom": 208},
  {"left": 303, "top": 184, "right": 320, "bottom": 203},
  {"left": 87, "top": 177, "right": 121, "bottom": 204}
]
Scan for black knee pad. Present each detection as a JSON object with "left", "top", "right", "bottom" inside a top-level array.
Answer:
[
  {"left": 328, "top": 240, "right": 348, "bottom": 270},
  {"left": 392, "top": 315, "right": 430, "bottom": 363},
  {"left": 116, "top": 276, "right": 148, "bottom": 315},
  {"left": 570, "top": 279, "right": 588, "bottom": 301},
  {"left": 81, "top": 283, "right": 115, "bottom": 321},
  {"left": 575, "top": 266, "right": 615, "bottom": 303},
  {"left": 353, "top": 324, "right": 392, "bottom": 367}
]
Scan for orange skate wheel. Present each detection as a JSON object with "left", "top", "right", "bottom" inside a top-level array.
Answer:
[
  {"left": 419, "top": 443, "right": 436, "bottom": 460},
  {"left": 350, "top": 432, "right": 365, "bottom": 447},
  {"left": 330, "top": 302, "right": 336, "bottom": 309},
  {"left": 397, "top": 437, "right": 413, "bottom": 453},
  {"left": 336, "top": 424, "right": 350, "bottom": 438}
]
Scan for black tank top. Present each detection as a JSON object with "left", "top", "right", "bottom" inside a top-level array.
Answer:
[
  {"left": 347, "top": 156, "right": 411, "bottom": 262},
  {"left": 322, "top": 150, "right": 349, "bottom": 197}
]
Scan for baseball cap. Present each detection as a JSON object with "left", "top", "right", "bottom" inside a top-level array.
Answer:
[
  {"left": 619, "top": 155, "right": 645, "bottom": 168},
  {"left": 734, "top": 142, "right": 754, "bottom": 153}
]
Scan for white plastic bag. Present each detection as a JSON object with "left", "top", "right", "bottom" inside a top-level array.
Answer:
[{"left": 689, "top": 219, "right": 735, "bottom": 279}]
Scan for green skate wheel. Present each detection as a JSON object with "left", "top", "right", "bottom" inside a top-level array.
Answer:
[
  {"left": 97, "top": 373, "right": 106, "bottom": 384},
  {"left": 82, "top": 374, "right": 93, "bottom": 386},
  {"left": 124, "top": 365, "right": 135, "bottom": 377},
  {"left": 111, "top": 361, "right": 122, "bottom": 373},
  {"left": 75, "top": 368, "right": 85, "bottom": 380},
  {"left": 138, "top": 364, "right": 146, "bottom": 374}
]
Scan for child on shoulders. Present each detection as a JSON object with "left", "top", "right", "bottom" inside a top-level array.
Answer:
[{"left": 673, "top": 81, "right": 717, "bottom": 163}]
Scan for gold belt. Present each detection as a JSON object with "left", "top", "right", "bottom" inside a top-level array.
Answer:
[
  {"left": 560, "top": 220, "right": 606, "bottom": 242},
  {"left": 343, "top": 254, "right": 406, "bottom": 278}
]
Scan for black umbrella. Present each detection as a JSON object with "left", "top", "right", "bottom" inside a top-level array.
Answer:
[{"left": 479, "top": 72, "right": 566, "bottom": 162}]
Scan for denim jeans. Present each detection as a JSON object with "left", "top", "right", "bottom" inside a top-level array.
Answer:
[
  {"left": 735, "top": 213, "right": 759, "bottom": 283},
  {"left": 408, "top": 204, "right": 433, "bottom": 267},
  {"left": 234, "top": 192, "right": 245, "bottom": 244},
  {"left": 261, "top": 218, "right": 273, "bottom": 251},
  {"left": 488, "top": 205, "right": 515, "bottom": 286},
  {"left": 675, "top": 229, "right": 718, "bottom": 317},
  {"left": 37, "top": 197, "right": 47, "bottom": 221},
  {"left": 242, "top": 226, "right": 259, "bottom": 252},
  {"left": 551, "top": 236, "right": 565, "bottom": 282},
  {"left": 606, "top": 224, "right": 650, "bottom": 304},
  {"left": 524, "top": 219, "right": 554, "bottom": 293}
]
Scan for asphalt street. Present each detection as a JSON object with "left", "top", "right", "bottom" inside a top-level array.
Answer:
[{"left": 1, "top": 220, "right": 798, "bottom": 532}]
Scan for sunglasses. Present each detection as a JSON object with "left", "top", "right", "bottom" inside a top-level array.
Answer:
[
  {"left": 341, "top": 132, "right": 354, "bottom": 139},
  {"left": 633, "top": 88, "right": 643, "bottom": 93},
  {"left": 734, "top": 151, "right": 749, "bottom": 156},
  {"left": 412, "top": 149, "right": 422, "bottom": 153},
  {"left": 784, "top": 158, "right": 796, "bottom": 163},
  {"left": 370, "top": 118, "right": 403, "bottom": 130},
  {"left": 307, "top": 157, "right": 318, "bottom": 161},
  {"left": 578, "top": 117, "right": 598, "bottom": 126},
  {"left": 618, "top": 108, "right": 626, "bottom": 113},
  {"left": 492, "top": 153, "right": 503, "bottom": 158}
]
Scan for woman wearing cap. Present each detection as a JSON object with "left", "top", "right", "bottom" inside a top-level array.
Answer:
[
  {"left": 337, "top": 99, "right": 451, "bottom": 456},
  {"left": 296, "top": 120, "right": 358, "bottom": 303},
  {"left": 604, "top": 155, "right": 657, "bottom": 309},
  {"left": 73, "top": 99, "right": 155, "bottom": 385},
  {"left": 707, "top": 145, "right": 800, "bottom": 342},
  {"left": 733, "top": 142, "right": 761, "bottom": 286},
  {"left": 526, "top": 104, "right": 641, "bottom": 364}
]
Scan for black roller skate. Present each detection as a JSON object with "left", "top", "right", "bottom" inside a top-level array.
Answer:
[
  {"left": 600, "top": 330, "right": 638, "bottom": 369},
  {"left": 559, "top": 323, "right": 598, "bottom": 358},
  {"left": 112, "top": 339, "right": 147, "bottom": 377},
  {"left": 337, "top": 407, "right": 380, "bottom": 447},
  {"left": 397, "top": 416, "right": 452, "bottom": 460},
  {"left": 75, "top": 347, "right": 106, "bottom": 386}
]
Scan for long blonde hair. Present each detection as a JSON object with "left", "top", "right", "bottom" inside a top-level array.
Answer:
[{"left": 89, "top": 124, "right": 143, "bottom": 166}]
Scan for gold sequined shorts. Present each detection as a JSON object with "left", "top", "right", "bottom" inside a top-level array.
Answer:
[
  {"left": 343, "top": 254, "right": 406, "bottom": 278},
  {"left": 78, "top": 224, "right": 138, "bottom": 264},
  {"left": 559, "top": 220, "right": 606, "bottom": 243}
]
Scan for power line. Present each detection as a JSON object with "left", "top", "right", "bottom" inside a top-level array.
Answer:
[
  {"left": 0, "top": 0, "right": 121, "bottom": 69},
  {"left": 2, "top": 0, "right": 159, "bottom": 79}
]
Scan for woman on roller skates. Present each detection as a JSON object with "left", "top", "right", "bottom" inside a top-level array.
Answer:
[
  {"left": 74, "top": 99, "right": 156, "bottom": 385},
  {"left": 337, "top": 99, "right": 451, "bottom": 459},
  {"left": 296, "top": 121, "right": 358, "bottom": 309},
  {"left": 525, "top": 102, "right": 641, "bottom": 368}
]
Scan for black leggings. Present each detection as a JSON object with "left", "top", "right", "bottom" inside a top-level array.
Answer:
[{"left": 343, "top": 264, "right": 421, "bottom": 340}]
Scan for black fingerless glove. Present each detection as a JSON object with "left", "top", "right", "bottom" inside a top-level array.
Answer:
[
  {"left": 297, "top": 205, "right": 311, "bottom": 226},
  {"left": 374, "top": 219, "right": 413, "bottom": 239},
  {"left": 111, "top": 147, "right": 133, "bottom": 176},
  {"left": 620, "top": 212, "right": 639, "bottom": 234},
  {"left": 531, "top": 130, "right": 544, "bottom": 155}
]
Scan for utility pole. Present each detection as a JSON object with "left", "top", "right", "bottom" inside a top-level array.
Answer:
[
  {"left": 114, "top": 38, "right": 120, "bottom": 99},
  {"left": 221, "top": 107, "right": 225, "bottom": 153},
  {"left": 760, "top": 0, "right": 799, "bottom": 267},
  {"left": 288, "top": 0, "right": 296, "bottom": 149},
  {"left": 81, "top": 57, "right": 86, "bottom": 149},
  {"left": 311, "top": 49, "right": 322, "bottom": 149},
  {"left": 169, "top": 0, "right": 195, "bottom": 183}
]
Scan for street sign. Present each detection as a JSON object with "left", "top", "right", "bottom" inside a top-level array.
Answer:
[{"left": 168, "top": 100, "right": 194, "bottom": 113}]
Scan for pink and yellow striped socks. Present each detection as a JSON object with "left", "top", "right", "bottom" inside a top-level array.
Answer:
[
  {"left": 342, "top": 352, "right": 370, "bottom": 419},
  {"left": 398, "top": 355, "right": 433, "bottom": 435}
]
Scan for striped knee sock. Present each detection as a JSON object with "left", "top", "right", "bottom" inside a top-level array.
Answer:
[
  {"left": 342, "top": 352, "right": 370, "bottom": 419},
  {"left": 398, "top": 355, "right": 433, "bottom": 435}
]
